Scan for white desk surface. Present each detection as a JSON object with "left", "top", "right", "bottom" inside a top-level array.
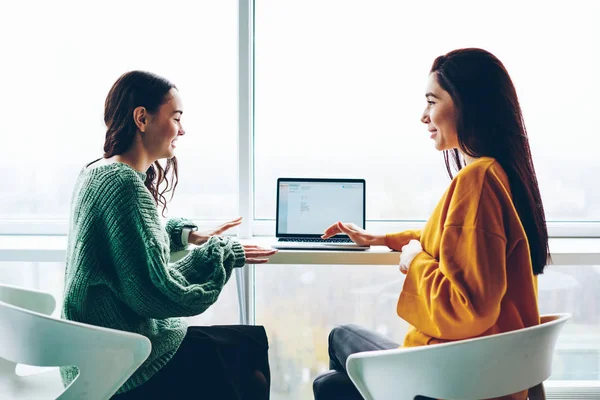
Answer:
[{"left": 0, "top": 235, "right": 599, "bottom": 266}]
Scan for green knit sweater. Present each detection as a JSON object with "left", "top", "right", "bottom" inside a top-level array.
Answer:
[{"left": 60, "top": 162, "right": 246, "bottom": 394}]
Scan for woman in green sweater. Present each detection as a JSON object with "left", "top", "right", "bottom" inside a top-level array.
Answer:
[{"left": 61, "top": 70, "right": 276, "bottom": 399}]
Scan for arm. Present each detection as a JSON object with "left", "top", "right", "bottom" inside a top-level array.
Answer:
[
  {"left": 104, "top": 177, "right": 245, "bottom": 319},
  {"left": 117, "top": 237, "right": 245, "bottom": 319},
  {"left": 385, "top": 229, "right": 421, "bottom": 251},
  {"left": 172, "top": 236, "right": 245, "bottom": 285},
  {"left": 397, "top": 225, "right": 508, "bottom": 339}
]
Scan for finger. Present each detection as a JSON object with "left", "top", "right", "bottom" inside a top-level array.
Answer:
[
  {"left": 250, "top": 250, "right": 277, "bottom": 257},
  {"left": 226, "top": 217, "right": 243, "bottom": 225},
  {"left": 222, "top": 220, "right": 243, "bottom": 230},
  {"left": 245, "top": 258, "right": 270, "bottom": 264},
  {"left": 215, "top": 218, "right": 243, "bottom": 234},
  {"left": 321, "top": 223, "right": 341, "bottom": 239},
  {"left": 245, "top": 250, "right": 277, "bottom": 258},
  {"left": 243, "top": 247, "right": 276, "bottom": 254}
]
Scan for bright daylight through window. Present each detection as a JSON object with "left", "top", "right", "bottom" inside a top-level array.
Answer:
[{"left": 0, "top": 0, "right": 238, "bottom": 224}]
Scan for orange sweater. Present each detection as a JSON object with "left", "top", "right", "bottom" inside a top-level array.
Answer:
[{"left": 386, "top": 157, "right": 540, "bottom": 400}]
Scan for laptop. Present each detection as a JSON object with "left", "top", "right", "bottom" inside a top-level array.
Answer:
[{"left": 273, "top": 178, "right": 369, "bottom": 250}]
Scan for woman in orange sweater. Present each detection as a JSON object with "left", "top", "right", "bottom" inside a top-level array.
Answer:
[{"left": 313, "top": 48, "right": 549, "bottom": 400}]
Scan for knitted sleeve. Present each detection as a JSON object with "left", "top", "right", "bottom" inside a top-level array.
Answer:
[
  {"left": 101, "top": 173, "right": 246, "bottom": 319},
  {"left": 165, "top": 217, "right": 198, "bottom": 252}
]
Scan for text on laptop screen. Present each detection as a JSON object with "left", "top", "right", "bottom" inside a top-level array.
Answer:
[{"left": 277, "top": 181, "right": 364, "bottom": 235}]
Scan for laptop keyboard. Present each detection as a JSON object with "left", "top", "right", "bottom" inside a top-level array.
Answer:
[{"left": 278, "top": 237, "right": 353, "bottom": 243}]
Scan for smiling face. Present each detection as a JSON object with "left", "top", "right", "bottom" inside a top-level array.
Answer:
[
  {"left": 421, "top": 73, "right": 459, "bottom": 151},
  {"left": 137, "top": 88, "right": 185, "bottom": 160}
]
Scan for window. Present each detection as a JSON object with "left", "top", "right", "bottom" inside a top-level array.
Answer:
[
  {"left": 0, "top": 0, "right": 238, "bottom": 224},
  {"left": 540, "top": 266, "right": 600, "bottom": 381},
  {"left": 254, "top": 0, "right": 600, "bottom": 223}
]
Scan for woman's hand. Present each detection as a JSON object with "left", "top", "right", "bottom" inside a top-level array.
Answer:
[
  {"left": 242, "top": 245, "right": 278, "bottom": 264},
  {"left": 321, "top": 222, "right": 385, "bottom": 247},
  {"left": 188, "top": 217, "right": 243, "bottom": 246},
  {"left": 399, "top": 240, "right": 422, "bottom": 274}
]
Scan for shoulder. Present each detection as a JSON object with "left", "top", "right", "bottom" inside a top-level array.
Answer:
[
  {"left": 69, "top": 163, "right": 165, "bottom": 248},
  {"left": 456, "top": 157, "right": 500, "bottom": 183},
  {"left": 450, "top": 157, "right": 511, "bottom": 195},
  {"left": 444, "top": 158, "right": 515, "bottom": 231},
  {"left": 88, "top": 163, "right": 147, "bottom": 191},
  {"left": 79, "top": 163, "right": 154, "bottom": 211},
  {"left": 456, "top": 157, "right": 511, "bottom": 197}
]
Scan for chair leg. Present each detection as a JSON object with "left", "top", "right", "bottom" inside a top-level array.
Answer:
[{"left": 528, "top": 382, "right": 546, "bottom": 400}]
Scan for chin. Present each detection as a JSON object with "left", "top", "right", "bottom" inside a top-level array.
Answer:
[
  {"left": 157, "top": 153, "right": 175, "bottom": 161},
  {"left": 165, "top": 149, "right": 176, "bottom": 159},
  {"left": 435, "top": 141, "right": 453, "bottom": 152}
]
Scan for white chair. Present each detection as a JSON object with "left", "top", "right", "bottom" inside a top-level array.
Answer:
[
  {"left": 0, "top": 283, "right": 152, "bottom": 399},
  {"left": 346, "top": 314, "right": 571, "bottom": 400}
]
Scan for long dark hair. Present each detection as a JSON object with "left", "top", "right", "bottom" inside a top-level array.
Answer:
[
  {"left": 103, "top": 70, "right": 179, "bottom": 216},
  {"left": 431, "top": 48, "right": 549, "bottom": 275}
]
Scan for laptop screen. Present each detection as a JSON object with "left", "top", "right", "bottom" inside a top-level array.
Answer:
[{"left": 276, "top": 178, "right": 365, "bottom": 237}]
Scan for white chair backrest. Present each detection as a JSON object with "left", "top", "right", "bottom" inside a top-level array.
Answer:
[
  {"left": 346, "top": 314, "right": 571, "bottom": 400},
  {"left": 0, "top": 283, "right": 55, "bottom": 316},
  {"left": 0, "top": 283, "right": 152, "bottom": 400}
]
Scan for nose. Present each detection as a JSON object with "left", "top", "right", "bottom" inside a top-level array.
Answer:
[
  {"left": 421, "top": 108, "right": 430, "bottom": 124},
  {"left": 179, "top": 126, "right": 185, "bottom": 136}
]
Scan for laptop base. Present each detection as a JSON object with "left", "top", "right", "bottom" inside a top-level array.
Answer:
[{"left": 272, "top": 241, "right": 369, "bottom": 251}]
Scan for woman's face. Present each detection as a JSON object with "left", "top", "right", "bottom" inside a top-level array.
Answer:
[
  {"left": 141, "top": 88, "right": 185, "bottom": 160},
  {"left": 421, "top": 73, "right": 459, "bottom": 151}
]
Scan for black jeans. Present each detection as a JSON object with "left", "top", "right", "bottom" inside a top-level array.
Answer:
[
  {"left": 111, "top": 325, "right": 270, "bottom": 400},
  {"left": 313, "top": 324, "right": 434, "bottom": 400}
]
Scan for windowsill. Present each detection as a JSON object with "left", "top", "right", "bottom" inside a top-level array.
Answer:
[{"left": 1, "top": 235, "right": 599, "bottom": 265}]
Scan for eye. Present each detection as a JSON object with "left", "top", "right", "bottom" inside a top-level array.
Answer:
[
  {"left": 427, "top": 100, "right": 435, "bottom": 105},
  {"left": 174, "top": 118, "right": 181, "bottom": 122}
]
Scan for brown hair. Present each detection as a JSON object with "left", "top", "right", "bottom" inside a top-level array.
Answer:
[
  {"left": 431, "top": 48, "right": 549, "bottom": 275},
  {"left": 103, "top": 70, "right": 178, "bottom": 216}
]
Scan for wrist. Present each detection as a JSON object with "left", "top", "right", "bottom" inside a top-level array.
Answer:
[
  {"left": 189, "top": 231, "right": 209, "bottom": 246},
  {"left": 367, "top": 234, "right": 386, "bottom": 246}
]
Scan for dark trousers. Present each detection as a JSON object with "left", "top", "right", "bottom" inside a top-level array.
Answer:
[
  {"left": 112, "top": 325, "right": 270, "bottom": 400},
  {"left": 313, "top": 324, "right": 434, "bottom": 400}
]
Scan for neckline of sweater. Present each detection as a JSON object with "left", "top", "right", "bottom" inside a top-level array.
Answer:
[{"left": 84, "top": 161, "right": 147, "bottom": 181}]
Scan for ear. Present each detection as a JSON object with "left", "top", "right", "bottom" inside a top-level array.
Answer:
[{"left": 133, "top": 106, "right": 148, "bottom": 132}]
